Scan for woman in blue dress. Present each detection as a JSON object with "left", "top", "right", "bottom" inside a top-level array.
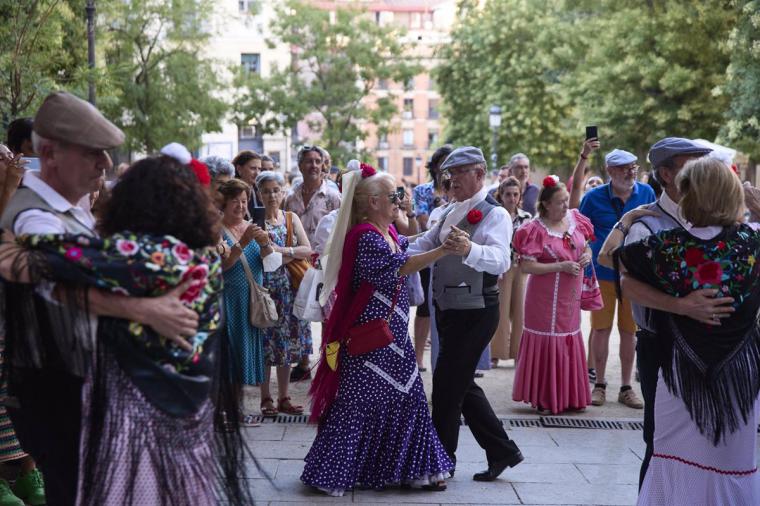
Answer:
[
  {"left": 303, "top": 165, "right": 454, "bottom": 496},
  {"left": 218, "top": 179, "right": 280, "bottom": 422}
]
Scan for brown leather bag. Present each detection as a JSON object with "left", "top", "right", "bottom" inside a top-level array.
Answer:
[{"left": 285, "top": 211, "right": 310, "bottom": 290}]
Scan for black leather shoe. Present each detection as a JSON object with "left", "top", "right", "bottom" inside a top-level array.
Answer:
[{"left": 472, "top": 452, "right": 524, "bottom": 482}]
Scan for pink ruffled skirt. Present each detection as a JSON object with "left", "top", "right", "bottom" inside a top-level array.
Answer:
[{"left": 512, "top": 329, "right": 591, "bottom": 414}]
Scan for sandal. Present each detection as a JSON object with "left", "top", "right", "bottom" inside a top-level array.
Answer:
[
  {"left": 277, "top": 396, "right": 304, "bottom": 415},
  {"left": 260, "top": 397, "right": 278, "bottom": 417},
  {"left": 421, "top": 480, "right": 447, "bottom": 492}
]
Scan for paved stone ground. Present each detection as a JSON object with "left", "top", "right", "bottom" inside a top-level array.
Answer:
[{"left": 243, "top": 423, "right": 643, "bottom": 505}]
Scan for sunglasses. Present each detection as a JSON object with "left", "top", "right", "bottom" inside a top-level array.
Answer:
[{"left": 387, "top": 188, "right": 405, "bottom": 204}]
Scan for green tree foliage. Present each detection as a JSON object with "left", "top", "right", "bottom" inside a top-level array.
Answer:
[
  {"left": 100, "top": 0, "right": 227, "bottom": 153},
  {"left": 566, "top": 1, "right": 736, "bottom": 162},
  {"left": 232, "top": 0, "right": 419, "bottom": 162},
  {"left": 436, "top": 0, "right": 737, "bottom": 172},
  {"left": 435, "top": 0, "right": 581, "bottom": 170},
  {"left": 0, "top": 0, "right": 87, "bottom": 127},
  {"left": 723, "top": 0, "right": 760, "bottom": 159}
]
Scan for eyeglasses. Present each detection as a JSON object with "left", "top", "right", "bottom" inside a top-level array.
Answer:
[
  {"left": 444, "top": 167, "right": 476, "bottom": 177},
  {"left": 612, "top": 164, "right": 639, "bottom": 173}
]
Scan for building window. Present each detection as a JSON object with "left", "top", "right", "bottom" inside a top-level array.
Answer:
[
  {"left": 428, "top": 99, "right": 439, "bottom": 119},
  {"left": 403, "top": 157, "right": 414, "bottom": 176},
  {"left": 402, "top": 129, "right": 414, "bottom": 147},
  {"left": 239, "top": 0, "right": 257, "bottom": 14},
  {"left": 241, "top": 53, "right": 260, "bottom": 74},
  {"left": 267, "top": 151, "right": 281, "bottom": 166},
  {"left": 428, "top": 75, "right": 436, "bottom": 91},
  {"left": 403, "top": 98, "right": 414, "bottom": 119},
  {"left": 428, "top": 130, "right": 439, "bottom": 148},
  {"left": 239, "top": 125, "right": 256, "bottom": 139},
  {"left": 377, "top": 79, "right": 388, "bottom": 90},
  {"left": 404, "top": 77, "right": 414, "bottom": 91},
  {"left": 377, "top": 157, "right": 388, "bottom": 172},
  {"left": 378, "top": 132, "right": 389, "bottom": 149}
]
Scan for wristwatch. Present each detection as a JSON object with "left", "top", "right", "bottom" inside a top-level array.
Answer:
[{"left": 613, "top": 221, "right": 629, "bottom": 235}]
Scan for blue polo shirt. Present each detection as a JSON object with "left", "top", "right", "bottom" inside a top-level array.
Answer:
[{"left": 579, "top": 182, "right": 656, "bottom": 281}]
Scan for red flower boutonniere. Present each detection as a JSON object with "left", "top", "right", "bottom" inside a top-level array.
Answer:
[
  {"left": 360, "top": 163, "right": 376, "bottom": 178},
  {"left": 467, "top": 209, "right": 483, "bottom": 224}
]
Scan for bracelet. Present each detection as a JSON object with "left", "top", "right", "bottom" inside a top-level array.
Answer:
[
  {"left": 289, "top": 247, "right": 294, "bottom": 257},
  {"left": 579, "top": 153, "right": 588, "bottom": 160},
  {"left": 613, "top": 221, "right": 629, "bottom": 235}
]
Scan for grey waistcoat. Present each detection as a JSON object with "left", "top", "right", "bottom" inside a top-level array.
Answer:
[
  {"left": 0, "top": 186, "right": 94, "bottom": 235},
  {"left": 628, "top": 200, "right": 680, "bottom": 332},
  {"left": 432, "top": 196, "right": 500, "bottom": 311}
]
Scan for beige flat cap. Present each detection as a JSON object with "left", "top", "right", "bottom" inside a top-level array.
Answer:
[{"left": 34, "top": 92, "right": 125, "bottom": 150}]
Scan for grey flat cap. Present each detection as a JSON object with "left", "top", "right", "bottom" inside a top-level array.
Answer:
[
  {"left": 604, "top": 149, "right": 637, "bottom": 167},
  {"left": 647, "top": 137, "right": 712, "bottom": 168},
  {"left": 34, "top": 92, "right": 124, "bottom": 150},
  {"left": 440, "top": 146, "right": 486, "bottom": 171}
]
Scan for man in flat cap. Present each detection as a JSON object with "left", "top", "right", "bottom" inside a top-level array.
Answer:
[
  {"left": 595, "top": 136, "right": 752, "bottom": 489},
  {"left": 408, "top": 146, "right": 523, "bottom": 482},
  {"left": 0, "top": 92, "right": 200, "bottom": 505},
  {"left": 579, "top": 148, "right": 655, "bottom": 410}
]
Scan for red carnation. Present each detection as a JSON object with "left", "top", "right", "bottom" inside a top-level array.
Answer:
[
  {"left": 543, "top": 175, "right": 557, "bottom": 188},
  {"left": 467, "top": 209, "right": 483, "bottom": 224},
  {"left": 695, "top": 261, "right": 723, "bottom": 286},
  {"left": 360, "top": 163, "right": 377, "bottom": 178},
  {"left": 189, "top": 159, "right": 211, "bottom": 187},
  {"left": 684, "top": 247, "right": 705, "bottom": 267}
]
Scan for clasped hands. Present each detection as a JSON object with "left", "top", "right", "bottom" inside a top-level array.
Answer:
[{"left": 442, "top": 226, "right": 472, "bottom": 257}]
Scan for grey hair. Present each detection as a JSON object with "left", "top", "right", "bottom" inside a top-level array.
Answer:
[
  {"left": 31, "top": 131, "right": 46, "bottom": 154},
  {"left": 255, "top": 170, "right": 285, "bottom": 188},
  {"left": 297, "top": 145, "right": 323, "bottom": 165},
  {"left": 317, "top": 146, "right": 330, "bottom": 159},
  {"left": 508, "top": 153, "right": 530, "bottom": 167},
  {"left": 202, "top": 155, "right": 234, "bottom": 178}
]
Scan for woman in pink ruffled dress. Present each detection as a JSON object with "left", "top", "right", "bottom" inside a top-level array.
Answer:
[{"left": 512, "top": 176, "right": 594, "bottom": 415}]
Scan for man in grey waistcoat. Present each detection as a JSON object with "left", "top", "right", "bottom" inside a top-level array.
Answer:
[
  {"left": 1, "top": 92, "right": 200, "bottom": 505},
  {"left": 408, "top": 146, "right": 523, "bottom": 481},
  {"left": 597, "top": 137, "right": 758, "bottom": 488}
]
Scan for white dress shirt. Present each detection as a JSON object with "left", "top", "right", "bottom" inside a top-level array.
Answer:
[
  {"left": 408, "top": 186, "right": 513, "bottom": 276},
  {"left": 626, "top": 191, "right": 722, "bottom": 244}
]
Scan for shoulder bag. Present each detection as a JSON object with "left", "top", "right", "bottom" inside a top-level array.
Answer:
[
  {"left": 345, "top": 279, "right": 403, "bottom": 356},
  {"left": 285, "top": 211, "right": 311, "bottom": 291},
  {"left": 222, "top": 226, "right": 278, "bottom": 328}
]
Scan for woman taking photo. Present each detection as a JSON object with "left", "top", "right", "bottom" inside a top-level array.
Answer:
[
  {"left": 603, "top": 158, "right": 760, "bottom": 505},
  {"left": 302, "top": 165, "right": 454, "bottom": 496},
  {"left": 511, "top": 176, "right": 594, "bottom": 415},
  {"left": 218, "top": 179, "right": 279, "bottom": 423},
  {"left": 255, "top": 171, "right": 313, "bottom": 416},
  {"left": 490, "top": 176, "right": 532, "bottom": 367}
]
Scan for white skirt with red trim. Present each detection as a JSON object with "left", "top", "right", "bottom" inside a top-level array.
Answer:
[{"left": 638, "top": 371, "right": 760, "bottom": 506}]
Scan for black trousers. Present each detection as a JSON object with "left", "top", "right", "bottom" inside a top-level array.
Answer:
[
  {"left": 7, "top": 368, "right": 83, "bottom": 506},
  {"left": 636, "top": 330, "right": 659, "bottom": 490},
  {"left": 433, "top": 304, "right": 521, "bottom": 466}
]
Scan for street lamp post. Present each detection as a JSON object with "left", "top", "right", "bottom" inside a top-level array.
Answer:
[
  {"left": 86, "top": 0, "right": 96, "bottom": 105},
  {"left": 489, "top": 105, "right": 502, "bottom": 171}
]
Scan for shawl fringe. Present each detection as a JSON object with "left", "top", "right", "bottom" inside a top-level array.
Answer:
[{"left": 661, "top": 319, "right": 760, "bottom": 446}]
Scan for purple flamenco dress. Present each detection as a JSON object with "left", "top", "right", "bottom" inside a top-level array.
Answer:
[{"left": 301, "top": 229, "right": 453, "bottom": 496}]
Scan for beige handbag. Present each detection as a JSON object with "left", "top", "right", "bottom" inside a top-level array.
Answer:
[{"left": 223, "top": 227, "right": 278, "bottom": 328}]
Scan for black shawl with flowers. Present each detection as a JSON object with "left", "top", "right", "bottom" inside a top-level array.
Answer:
[
  {"left": 619, "top": 224, "right": 760, "bottom": 444},
  {"left": 2, "top": 232, "right": 253, "bottom": 505}
]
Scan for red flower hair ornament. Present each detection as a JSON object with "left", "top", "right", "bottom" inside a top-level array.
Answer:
[
  {"left": 467, "top": 209, "right": 483, "bottom": 224},
  {"left": 543, "top": 175, "right": 560, "bottom": 188},
  {"left": 360, "top": 163, "right": 377, "bottom": 178}
]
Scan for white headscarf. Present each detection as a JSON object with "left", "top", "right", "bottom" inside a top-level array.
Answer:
[{"left": 319, "top": 170, "right": 361, "bottom": 305}]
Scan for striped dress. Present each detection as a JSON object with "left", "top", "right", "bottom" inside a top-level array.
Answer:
[{"left": 0, "top": 302, "right": 26, "bottom": 462}]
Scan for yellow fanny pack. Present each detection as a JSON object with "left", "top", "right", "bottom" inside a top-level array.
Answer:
[{"left": 325, "top": 341, "right": 340, "bottom": 371}]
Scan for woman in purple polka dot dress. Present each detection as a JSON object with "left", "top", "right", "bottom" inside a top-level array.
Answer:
[{"left": 302, "top": 166, "right": 454, "bottom": 496}]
